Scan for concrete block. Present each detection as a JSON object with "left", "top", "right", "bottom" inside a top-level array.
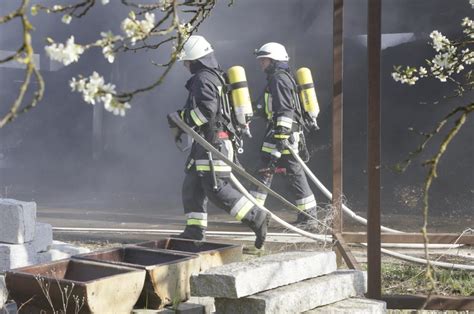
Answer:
[
  {"left": 165, "top": 303, "right": 205, "bottom": 313},
  {"left": 37, "top": 249, "right": 70, "bottom": 264},
  {"left": 304, "top": 297, "right": 386, "bottom": 313},
  {"left": 0, "top": 242, "right": 36, "bottom": 271},
  {"left": 37, "top": 241, "right": 90, "bottom": 264},
  {"left": 214, "top": 270, "right": 367, "bottom": 314},
  {"left": 0, "top": 199, "right": 36, "bottom": 244},
  {"left": 191, "top": 251, "right": 336, "bottom": 298},
  {"left": 32, "top": 223, "right": 52, "bottom": 253},
  {"left": 0, "top": 275, "right": 7, "bottom": 307},
  {"left": 140, "top": 302, "right": 206, "bottom": 314},
  {"left": 50, "top": 241, "right": 90, "bottom": 255},
  {"left": 188, "top": 296, "right": 215, "bottom": 314}
]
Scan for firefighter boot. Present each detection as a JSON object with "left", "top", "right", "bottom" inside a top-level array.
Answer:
[
  {"left": 175, "top": 225, "right": 206, "bottom": 241},
  {"left": 295, "top": 208, "right": 317, "bottom": 227},
  {"left": 242, "top": 208, "right": 271, "bottom": 249}
]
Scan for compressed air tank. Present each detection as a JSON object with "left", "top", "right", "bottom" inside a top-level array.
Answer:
[
  {"left": 227, "top": 66, "right": 253, "bottom": 126},
  {"left": 296, "top": 67, "right": 320, "bottom": 119}
]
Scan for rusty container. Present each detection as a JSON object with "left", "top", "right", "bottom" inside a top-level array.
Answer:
[
  {"left": 73, "top": 246, "right": 198, "bottom": 309},
  {"left": 133, "top": 238, "right": 243, "bottom": 272},
  {"left": 5, "top": 258, "right": 145, "bottom": 313}
]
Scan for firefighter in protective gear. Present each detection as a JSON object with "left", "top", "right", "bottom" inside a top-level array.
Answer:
[
  {"left": 252, "top": 42, "right": 317, "bottom": 224},
  {"left": 167, "top": 35, "right": 270, "bottom": 248}
]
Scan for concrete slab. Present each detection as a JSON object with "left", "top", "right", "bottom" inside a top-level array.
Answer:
[
  {"left": 191, "top": 251, "right": 336, "bottom": 298},
  {"left": 304, "top": 297, "right": 386, "bottom": 313},
  {"left": 140, "top": 302, "right": 206, "bottom": 313},
  {"left": 0, "top": 242, "right": 36, "bottom": 271},
  {"left": 37, "top": 241, "right": 91, "bottom": 264},
  {"left": 50, "top": 240, "right": 91, "bottom": 255},
  {"left": 214, "top": 270, "right": 367, "bottom": 314},
  {"left": 169, "top": 303, "right": 206, "bottom": 313},
  {"left": 0, "top": 199, "right": 36, "bottom": 244},
  {"left": 36, "top": 249, "right": 70, "bottom": 264},
  {"left": 188, "top": 296, "right": 215, "bottom": 314},
  {"left": 32, "top": 223, "right": 52, "bottom": 253}
]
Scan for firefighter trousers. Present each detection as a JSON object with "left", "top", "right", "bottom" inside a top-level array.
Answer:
[
  {"left": 181, "top": 169, "right": 267, "bottom": 231},
  {"left": 251, "top": 154, "right": 317, "bottom": 216}
]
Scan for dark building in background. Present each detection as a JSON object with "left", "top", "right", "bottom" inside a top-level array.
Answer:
[{"left": 0, "top": 0, "right": 472, "bottom": 218}]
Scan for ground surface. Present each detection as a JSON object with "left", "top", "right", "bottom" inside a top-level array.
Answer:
[{"left": 35, "top": 203, "right": 474, "bottom": 298}]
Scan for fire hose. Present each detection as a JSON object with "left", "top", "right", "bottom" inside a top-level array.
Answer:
[
  {"left": 170, "top": 113, "right": 473, "bottom": 270},
  {"left": 286, "top": 144, "right": 402, "bottom": 233},
  {"left": 170, "top": 113, "right": 327, "bottom": 241}
]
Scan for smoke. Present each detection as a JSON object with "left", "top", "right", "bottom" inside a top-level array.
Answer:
[{"left": 0, "top": 0, "right": 472, "bottom": 224}]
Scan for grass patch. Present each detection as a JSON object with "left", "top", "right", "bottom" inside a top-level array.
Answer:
[{"left": 382, "top": 263, "right": 474, "bottom": 296}]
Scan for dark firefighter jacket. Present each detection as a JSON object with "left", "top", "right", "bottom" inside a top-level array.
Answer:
[
  {"left": 177, "top": 55, "right": 234, "bottom": 176},
  {"left": 260, "top": 61, "right": 300, "bottom": 155}
]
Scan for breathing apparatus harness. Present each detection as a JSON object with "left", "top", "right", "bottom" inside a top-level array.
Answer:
[
  {"left": 201, "top": 67, "right": 253, "bottom": 155},
  {"left": 265, "top": 68, "right": 318, "bottom": 163}
]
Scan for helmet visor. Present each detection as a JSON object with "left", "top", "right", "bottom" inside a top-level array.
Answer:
[{"left": 254, "top": 48, "right": 271, "bottom": 58}]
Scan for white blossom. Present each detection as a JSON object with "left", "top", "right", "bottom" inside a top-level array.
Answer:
[
  {"left": 69, "top": 77, "right": 85, "bottom": 92},
  {"left": 432, "top": 52, "right": 451, "bottom": 69},
  {"left": 391, "top": 72, "right": 402, "bottom": 82},
  {"left": 391, "top": 69, "right": 418, "bottom": 85},
  {"left": 69, "top": 72, "right": 131, "bottom": 116},
  {"left": 61, "top": 14, "right": 72, "bottom": 24},
  {"left": 462, "top": 17, "right": 473, "bottom": 28},
  {"left": 394, "top": 17, "right": 472, "bottom": 87},
  {"left": 437, "top": 74, "right": 448, "bottom": 82},
  {"left": 121, "top": 12, "right": 155, "bottom": 45},
  {"left": 102, "top": 45, "right": 114, "bottom": 63},
  {"left": 98, "top": 31, "right": 122, "bottom": 63},
  {"left": 418, "top": 67, "right": 428, "bottom": 77},
  {"left": 178, "top": 23, "right": 192, "bottom": 39},
  {"left": 462, "top": 17, "right": 474, "bottom": 39},
  {"left": 45, "top": 36, "right": 84, "bottom": 66},
  {"left": 462, "top": 51, "right": 474, "bottom": 65},
  {"left": 429, "top": 30, "right": 450, "bottom": 52}
]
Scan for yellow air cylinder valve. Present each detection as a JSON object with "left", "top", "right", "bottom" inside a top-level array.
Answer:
[
  {"left": 296, "top": 67, "right": 320, "bottom": 120},
  {"left": 227, "top": 66, "right": 253, "bottom": 127}
]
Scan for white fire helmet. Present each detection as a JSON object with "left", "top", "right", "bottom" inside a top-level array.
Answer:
[
  {"left": 179, "top": 35, "right": 214, "bottom": 61},
  {"left": 254, "top": 42, "right": 289, "bottom": 62}
]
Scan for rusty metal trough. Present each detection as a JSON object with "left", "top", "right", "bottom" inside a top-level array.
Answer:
[
  {"left": 73, "top": 246, "right": 198, "bottom": 309},
  {"left": 133, "top": 237, "right": 243, "bottom": 272},
  {"left": 5, "top": 258, "right": 145, "bottom": 313}
]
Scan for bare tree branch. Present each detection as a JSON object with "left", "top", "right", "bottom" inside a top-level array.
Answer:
[{"left": 0, "top": 0, "right": 45, "bottom": 128}]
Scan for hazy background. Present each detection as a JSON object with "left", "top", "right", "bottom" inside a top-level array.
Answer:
[{"left": 0, "top": 0, "right": 472, "bottom": 229}]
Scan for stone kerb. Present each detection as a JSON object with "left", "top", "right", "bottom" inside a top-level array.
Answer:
[
  {"left": 191, "top": 251, "right": 337, "bottom": 298},
  {"left": 214, "top": 270, "right": 367, "bottom": 314}
]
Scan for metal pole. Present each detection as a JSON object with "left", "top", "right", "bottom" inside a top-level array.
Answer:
[
  {"left": 367, "top": 0, "right": 382, "bottom": 299},
  {"left": 332, "top": 0, "right": 344, "bottom": 236}
]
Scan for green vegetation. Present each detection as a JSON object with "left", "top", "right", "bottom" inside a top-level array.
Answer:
[{"left": 382, "top": 263, "right": 473, "bottom": 296}]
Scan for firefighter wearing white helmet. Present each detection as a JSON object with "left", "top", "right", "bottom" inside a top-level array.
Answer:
[
  {"left": 254, "top": 42, "right": 289, "bottom": 62},
  {"left": 167, "top": 35, "right": 270, "bottom": 248},
  {"left": 251, "top": 42, "right": 317, "bottom": 225},
  {"left": 179, "top": 35, "right": 214, "bottom": 61}
]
